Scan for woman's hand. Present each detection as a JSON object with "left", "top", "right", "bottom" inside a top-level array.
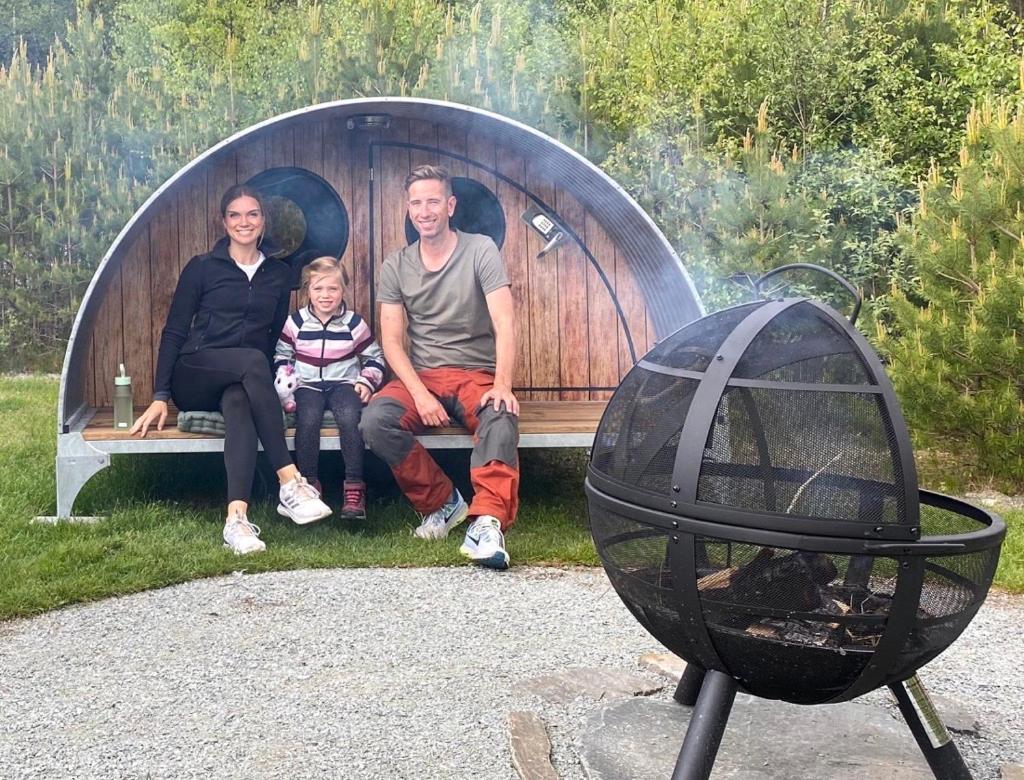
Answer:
[
  {"left": 130, "top": 400, "right": 168, "bottom": 437},
  {"left": 355, "top": 384, "right": 372, "bottom": 404}
]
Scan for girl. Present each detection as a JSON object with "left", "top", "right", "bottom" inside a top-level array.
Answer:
[
  {"left": 130, "top": 185, "right": 332, "bottom": 555},
  {"left": 275, "top": 257, "right": 385, "bottom": 519}
]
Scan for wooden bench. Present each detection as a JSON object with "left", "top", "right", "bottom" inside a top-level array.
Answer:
[
  {"left": 52, "top": 400, "right": 607, "bottom": 519},
  {"left": 82, "top": 401, "right": 606, "bottom": 445}
]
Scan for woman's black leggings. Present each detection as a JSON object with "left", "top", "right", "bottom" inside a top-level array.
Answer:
[
  {"left": 294, "top": 383, "right": 365, "bottom": 482},
  {"left": 171, "top": 348, "right": 292, "bottom": 502}
]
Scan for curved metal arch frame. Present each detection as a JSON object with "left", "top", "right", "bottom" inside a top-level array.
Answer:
[{"left": 58, "top": 97, "right": 703, "bottom": 431}]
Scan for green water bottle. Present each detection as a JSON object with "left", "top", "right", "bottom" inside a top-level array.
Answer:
[{"left": 113, "top": 363, "right": 134, "bottom": 430}]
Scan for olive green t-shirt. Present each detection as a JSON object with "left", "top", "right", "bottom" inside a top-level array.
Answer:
[{"left": 378, "top": 231, "right": 510, "bottom": 371}]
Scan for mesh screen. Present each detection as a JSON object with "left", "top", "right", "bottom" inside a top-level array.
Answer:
[
  {"left": 643, "top": 303, "right": 763, "bottom": 372},
  {"left": 889, "top": 544, "right": 997, "bottom": 682},
  {"left": 697, "top": 536, "right": 884, "bottom": 702},
  {"left": 588, "top": 503, "right": 710, "bottom": 665},
  {"left": 732, "top": 302, "right": 872, "bottom": 384},
  {"left": 919, "top": 502, "right": 987, "bottom": 535},
  {"left": 697, "top": 387, "right": 905, "bottom": 525},
  {"left": 920, "top": 551, "right": 996, "bottom": 617},
  {"left": 590, "top": 369, "right": 697, "bottom": 491},
  {"left": 696, "top": 537, "right": 890, "bottom": 641}
]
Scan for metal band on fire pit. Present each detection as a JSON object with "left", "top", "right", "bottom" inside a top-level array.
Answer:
[{"left": 671, "top": 300, "right": 800, "bottom": 507}]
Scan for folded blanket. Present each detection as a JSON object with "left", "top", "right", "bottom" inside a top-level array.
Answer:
[{"left": 177, "top": 410, "right": 339, "bottom": 435}]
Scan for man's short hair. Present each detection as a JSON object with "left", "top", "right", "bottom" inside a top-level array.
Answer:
[{"left": 405, "top": 164, "right": 452, "bottom": 197}]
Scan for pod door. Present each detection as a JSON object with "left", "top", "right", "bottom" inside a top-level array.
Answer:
[{"left": 369, "top": 122, "right": 645, "bottom": 401}]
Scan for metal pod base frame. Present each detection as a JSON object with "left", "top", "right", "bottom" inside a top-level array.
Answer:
[{"left": 669, "top": 664, "right": 973, "bottom": 780}]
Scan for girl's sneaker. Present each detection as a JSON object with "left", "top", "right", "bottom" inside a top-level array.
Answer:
[
  {"left": 223, "top": 513, "right": 266, "bottom": 555},
  {"left": 277, "top": 475, "right": 332, "bottom": 524},
  {"left": 340, "top": 480, "right": 367, "bottom": 520}
]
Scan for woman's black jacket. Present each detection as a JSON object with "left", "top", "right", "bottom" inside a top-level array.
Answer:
[{"left": 153, "top": 237, "right": 292, "bottom": 400}]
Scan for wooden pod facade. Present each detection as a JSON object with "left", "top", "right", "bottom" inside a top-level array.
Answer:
[{"left": 58, "top": 98, "right": 702, "bottom": 433}]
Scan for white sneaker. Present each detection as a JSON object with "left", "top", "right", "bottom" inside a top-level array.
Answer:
[
  {"left": 414, "top": 488, "right": 469, "bottom": 540},
  {"left": 223, "top": 513, "right": 266, "bottom": 555},
  {"left": 277, "top": 475, "right": 332, "bottom": 525},
  {"left": 460, "top": 515, "right": 510, "bottom": 570}
]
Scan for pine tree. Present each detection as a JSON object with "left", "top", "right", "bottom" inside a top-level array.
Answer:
[
  {"left": 601, "top": 103, "right": 910, "bottom": 313},
  {"left": 0, "top": 9, "right": 190, "bottom": 370},
  {"left": 877, "top": 99, "right": 1024, "bottom": 483}
]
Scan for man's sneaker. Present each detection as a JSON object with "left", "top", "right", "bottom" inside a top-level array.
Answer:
[
  {"left": 277, "top": 474, "right": 332, "bottom": 525},
  {"left": 340, "top": 480, "right": 367, "bottom": 520},
  {"left": 460, "top": 515, "right": 510, "bottom": 570},
  {"left": 223, "top": 513, "right": 266, "bottom": 555},
  {"left": 414, "top": 488, "right": 469, "bottom": 540}
]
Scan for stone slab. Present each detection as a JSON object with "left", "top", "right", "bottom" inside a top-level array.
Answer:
[
  {"left": 931, "top": 693, "right": 981, "bottom": 735},
  {"left": 580, "top": 695, "right": 936, "bottom": 779},
  {"left": 519, "top": 668, "right": 665, "bottom": 704},
  {"left": 508, "top": 711, "right": 558, "bottom": 780},
  {"left": 965, "top": 490, "right": 1024, "bottom": 511},
  {"left": 639, "top": 652, "right": 686, "bottom": 682},
  {"left": 1001, "top": 765, "right": 1024, "bottom": 780}
]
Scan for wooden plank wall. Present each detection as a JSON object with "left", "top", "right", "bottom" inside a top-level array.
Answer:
[{"left": 85, "top": 115, "right": 656, "bottom": 408}]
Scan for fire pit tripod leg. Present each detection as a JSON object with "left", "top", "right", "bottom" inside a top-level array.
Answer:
[
  {"left": 673, "top": 664, "right": 706, "bottom": 707},
  {"left": 670, "top": 670, "right": 738, "bottom": 780},
  {"left": 889, "top": 674, "right": 973, "bottom": 780}
]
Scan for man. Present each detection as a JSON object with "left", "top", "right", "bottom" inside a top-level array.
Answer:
[{"left": 359, "top": 164, "right": 519, "bottom": 570}]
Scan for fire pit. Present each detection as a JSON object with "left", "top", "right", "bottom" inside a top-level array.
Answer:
[{"left": 585, "top": 265, "right": 1005, "bottom": 779}]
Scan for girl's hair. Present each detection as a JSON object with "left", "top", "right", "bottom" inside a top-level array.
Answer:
[
  {"left": 299, "top": 256, "right": 349, "bottom": 307},
  {"left": 219, "top": 184, "right": 266, "bottom": 218}
]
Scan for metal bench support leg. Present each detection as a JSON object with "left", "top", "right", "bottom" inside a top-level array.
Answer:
[
  {"left": 46, "top": 433, "right": 110, "bottom": 521},
  {"left": 890, "top": 674, "right": 973, "bottom": 780}
]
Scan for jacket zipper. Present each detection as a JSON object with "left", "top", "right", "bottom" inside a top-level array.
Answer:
[{"left": 242, "top": 266, "right": 256, "bottom": 346}]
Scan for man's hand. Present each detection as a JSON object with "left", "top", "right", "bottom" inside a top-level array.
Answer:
[
  {"left": 480, "top": 385, "right": 519, "bottom": 416},
  {"left": 355, "top": 384, "right": 372, "bottom": 404},
  {"left": 414, "top": 390, "right": 450, "bottom": 427},
  {"left": 130, "top": 400, "right": 168, "bottom": 438}
]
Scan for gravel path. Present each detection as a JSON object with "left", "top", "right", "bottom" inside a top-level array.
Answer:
[{"left": 0, "top": 567, "right": 1021, "bottom": 779}]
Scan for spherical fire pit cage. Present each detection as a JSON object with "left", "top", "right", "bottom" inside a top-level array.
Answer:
[{"left": 585, "top": 265, "right": 1005, "bottom": 780}]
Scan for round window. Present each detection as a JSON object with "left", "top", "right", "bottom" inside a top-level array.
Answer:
[
  {"left": 404, "top": 176, "right": 506, "bottom": 248},
  {"left": 245, "top": 167, "right": 349, "bottom": 289}
]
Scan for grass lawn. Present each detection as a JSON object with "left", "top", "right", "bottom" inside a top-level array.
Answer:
[{"left": 2, "top": 375, "right": 1021, "bottom": 621}]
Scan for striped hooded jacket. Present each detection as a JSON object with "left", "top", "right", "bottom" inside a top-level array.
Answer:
[{"left": 273, "top": 304, "right": 386, "bottom": 392}]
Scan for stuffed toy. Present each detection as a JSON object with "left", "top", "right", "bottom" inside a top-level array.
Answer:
[{"left": 274, "top": 364, "right": 298, "bottom": 413}]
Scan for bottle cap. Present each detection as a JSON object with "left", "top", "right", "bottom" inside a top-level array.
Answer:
[{"left": 115, "top": 363, "right": 132, "bottom": 386}]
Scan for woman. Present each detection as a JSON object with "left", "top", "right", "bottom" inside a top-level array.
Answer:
[{"left": 131, "top": 184, "right": 331, "bottom": 554}]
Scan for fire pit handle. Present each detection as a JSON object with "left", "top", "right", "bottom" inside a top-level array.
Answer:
[
  {"left": 862, "top": 542, "right": 966, "bottom": 555},
  {"left": 755, "top": 263, "right": 863, "bottom": 325}
]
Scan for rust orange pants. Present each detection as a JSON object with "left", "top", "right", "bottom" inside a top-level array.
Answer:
[{"left": 358, "top": 367, "right": 520, "bottom": 529}]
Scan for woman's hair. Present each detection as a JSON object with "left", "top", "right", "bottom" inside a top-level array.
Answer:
[
  {"left": 219, "top": 184, "right": 267, "bottom": 218},
  {"left": 299, "top": 256, "right": 349, "bottom": 307}
]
